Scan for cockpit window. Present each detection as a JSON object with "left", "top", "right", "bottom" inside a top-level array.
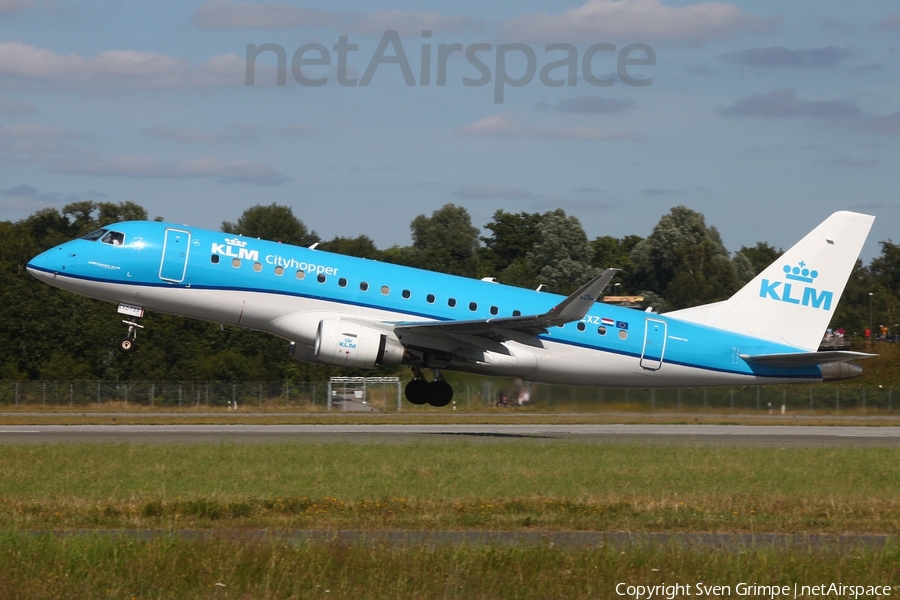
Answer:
[
  {"left": 100, "top": 231, "right": 125, "bottom": 246},
  {"left": 81, "top": 228, "right": 108, "bottom": 241}
]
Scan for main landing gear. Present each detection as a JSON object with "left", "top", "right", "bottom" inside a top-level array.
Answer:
[
  {"left": 405, "top": 367, "right": 454, "bottom": 407},
  {"left": 118, "top": 319, "right": 144, "bottom": 353}
]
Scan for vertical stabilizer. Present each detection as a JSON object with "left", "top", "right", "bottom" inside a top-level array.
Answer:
[{"left": 666, "top": 211, "right": 874, "bottom": 351}]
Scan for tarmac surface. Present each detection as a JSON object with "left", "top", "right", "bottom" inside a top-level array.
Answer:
[{"left": 2, "top": 424, "right": 900, "bottom": 446}]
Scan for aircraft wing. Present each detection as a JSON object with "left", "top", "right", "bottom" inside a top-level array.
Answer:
[
  {"left": 391, "top": 269, "right": 619, "bottom": 346},
  {"left": 739, "top": 351, "right": 876, "bottom": 367}
]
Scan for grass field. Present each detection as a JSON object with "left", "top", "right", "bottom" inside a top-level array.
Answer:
[
  {"left": 1, "top": 442, "right": 899, "bottom": 533},
  {"left": 1, "top": 533, "right": 897, "bottom": 600}
]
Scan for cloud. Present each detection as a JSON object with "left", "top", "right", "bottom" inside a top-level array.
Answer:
[
  {"left": 458, "top": 112, "right": 641, "bottom": 141},
  {"left": 0, "top": 0, "right": 30, "bottom": 14},
  {"left": 874, "top": 13, "right": 900, "bottom": 29},
  {"left": 3, "top": 183, "right": 38, "bottom": 196},
  {"left": 0, "top": 42, "right": 244, "bottom": 91},
  {"left": 717, "top": 89, "right": 862, "bottom": 119},
  {"left": 194, "top": 0, "right": 338, "bottom": 28},
  {"left": 813, "top": 156, "right": 878, "bottom": 167},
  {"left": 502, "top": 0, "right": 773, "bottom": 42},
  {"left": 865, "top": 112, "right": 900, "bottom": 135},
  {"left": 269, "top": 124, "right": 316, "bottom": 136},
  {"left": 0, "top": 96, "right": 35, "bottom": 113},
  {"left": 194, "top": 1, "right": 477, "bottom": 34},
  {"left": 573, "top": 186, "right": 605, "bottom": 193},
  {"left": 50, "top": 155, "right": 289, "bottom": 185},
  {"left": 0, "top": 123, "right": 76, "bottom": 139},
  {"left": 556, "top": 96, "right": 636, "bottom": 113},
  {"left": 350, "top": 10, "right": 480, "bottom": 35},
  {"left": 0, "top": 183, "right": 90, "bottom": 212},
  {"left": 453, "top": 183, "right": 533, "bottom": 200},
  {"left": 146, "top": 126, "right": 239, "bottom": 143},
  {"left": 641, "top": 188, "right": 682, "bottom": 195},
  {"left": 717, "top": 46, "right": 853, "bottom": 68}
]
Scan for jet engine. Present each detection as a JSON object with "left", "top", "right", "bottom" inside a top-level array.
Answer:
[{"left": 314, "top": 318, "right": 405, "bottom": 368}]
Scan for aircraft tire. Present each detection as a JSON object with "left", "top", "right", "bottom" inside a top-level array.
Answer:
[
  {"left": 405, "top": 379, "right": 429, "bottom": 405},
  {"left": 118, "top": 337, "right": 134, "bottom": 353},
  {"left": 427, "top": 380, "right": 453, "bottom": 407}
]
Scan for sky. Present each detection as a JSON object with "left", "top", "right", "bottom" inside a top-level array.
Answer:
[{"left": 0, "top": 0, "right": 898, "bottom": 260}]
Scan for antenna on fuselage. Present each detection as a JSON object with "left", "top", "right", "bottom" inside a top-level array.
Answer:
[{"left": 309, "top": 242, "right": 320, "bottom": 249}]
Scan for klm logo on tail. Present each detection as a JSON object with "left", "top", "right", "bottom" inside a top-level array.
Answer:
[{"left": 759, "top": 262, "right": 833, "bottom": 310}]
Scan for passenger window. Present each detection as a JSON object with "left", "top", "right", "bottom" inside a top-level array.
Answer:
[
  {"left": 577, "top": 322, "right": 586, "bottom": 332},
  {"left": 381, "top": 286, "right": 390, "bottom": 295},
  {"left": 618, "top": 330, "right": 628, "bottom": 340},
  {"left": 339, "top": 278, "right": 347, "bottom": 287},
  {"left": 513, "top": 310, "right": 521, "bottom": 317},
  {"left": 232, "top": 258, "right": 241, "bottom": 268},
  {"left": 317, "top": 273, "right": 326, "bottom": 283},
  {"left": 490, "top": 306, "right": 498, "bottom": 316},
  {"left": 274, "top": 266, "right": 284, "bottom": 276},
  {"left": 469, "top": 302, "right": 477, "bottom": 312},
  {"left": 210, "top": 255, "right": 220, "bottom": 264},
  {"left": 360, "top": 282, "right": 369, "bottom": 291},
  {"left": 426, "top": 294, "right": 435, "bottom": 304},
  {"left": 253, "top": 262, "right": 262, "bottom": 272},
  {"left": 402, "top": 290, "right": 411, "bottom": 299},
  {"left": 598, "top": 326, "right": 607, "bottom": 336},
  {"left": 448, "top": 298, "right": 457, "bottom": 308},
  {"left": 296, "top": 270, "right": 305, "bottom": 280}
]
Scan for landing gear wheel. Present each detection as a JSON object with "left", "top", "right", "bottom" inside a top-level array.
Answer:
[
  {"left": 405, "top": 378, "right": 429, "bottom": 405},
  {"left": 427, "top": 380, "right": 453, "bottom": 407},
  {"left": 118, "top": 319, "right": 144, "bottom": 354}
]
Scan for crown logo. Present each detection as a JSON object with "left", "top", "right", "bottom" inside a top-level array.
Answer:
[
  {"left": 224, "top": 237, "right": 247, "bottom": 247},
  {"left": 783, "top": 261, "right": 818, "bottom": 284}
]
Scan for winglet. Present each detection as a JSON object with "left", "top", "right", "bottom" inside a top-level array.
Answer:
[{"left": 542, "top": 268, "right": 619, "bottom": 324}]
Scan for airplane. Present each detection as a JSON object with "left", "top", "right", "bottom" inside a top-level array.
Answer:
[{"left": 26, "top": 210, "right": 875, "bottom": 407}]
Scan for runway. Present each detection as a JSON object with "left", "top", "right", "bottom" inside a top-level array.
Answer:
[{"left": 2, "top": 424, "right": 900, "bottom": 446}]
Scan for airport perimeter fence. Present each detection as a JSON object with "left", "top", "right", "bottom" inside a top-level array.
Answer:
[
  {"left": 0, "top": 381, "right": 325, "bottom": 409},
  {"left": 0, "top": 380, "right": 896, "bottom": 413}
]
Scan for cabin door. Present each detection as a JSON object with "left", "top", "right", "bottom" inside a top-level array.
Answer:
[
  {"left": 159, "top": 228, "right": 191, "bottom": 283},
  {"left": 639, "top": 318, "right": 667, "bottom": 371}
]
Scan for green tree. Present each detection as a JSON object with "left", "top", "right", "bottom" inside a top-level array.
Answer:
[
  {"left": 630, "top": 206, "right": 739, "bottom": 309},
  {"left": 222, "top": 203, "right": 318, "bottom": 246},
  {"left": 319, "top": 235, "right": 381, "bottom": 260},
  {"left": 735, "top": 242, "right": 782, "bottom": 276},
  {"left": 591, "top": 234, "right": 642, "bottom": 296},
  {"left": 407, "top": 204, "right": 480, "bottom": 277},
  {"left": 527, "top": 209, "right": 595, "bottom": 295}
]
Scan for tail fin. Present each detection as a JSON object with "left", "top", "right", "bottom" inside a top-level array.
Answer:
[{"left": 666, "top": 211, "right": 875, "bottom": 351}]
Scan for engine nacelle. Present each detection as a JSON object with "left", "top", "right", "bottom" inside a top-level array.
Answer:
[{"left": 314, "top": 319, "right": 405, "bottom": 368}]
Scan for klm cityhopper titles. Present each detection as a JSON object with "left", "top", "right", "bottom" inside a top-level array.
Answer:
[{"left": 27, "top": 211, "right": 875, "bottom": 407}]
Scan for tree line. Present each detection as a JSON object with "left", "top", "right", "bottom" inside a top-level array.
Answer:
[{"left": 1, "top": 201, "right": 896, "bottom": 382}]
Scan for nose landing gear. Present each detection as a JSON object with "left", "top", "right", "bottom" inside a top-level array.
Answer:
[
  {"left": 118, "top": 320, "right": 144, "bottom": 353},
  {"left": 404, "top": 367, "right": 454, "bottom": 407}
]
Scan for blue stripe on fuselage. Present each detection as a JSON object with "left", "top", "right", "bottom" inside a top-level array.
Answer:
[{"left": 27, "top": 220, "right": 820, "bottom": 380}]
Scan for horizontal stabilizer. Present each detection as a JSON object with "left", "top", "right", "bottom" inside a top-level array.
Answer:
[{"left": 740, "top": 351, "right": 875, "bottom": 367}]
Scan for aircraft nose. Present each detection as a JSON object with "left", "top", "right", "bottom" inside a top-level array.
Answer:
[{"left": 26, "top": 245, "right": 71, "bottom": 279}]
